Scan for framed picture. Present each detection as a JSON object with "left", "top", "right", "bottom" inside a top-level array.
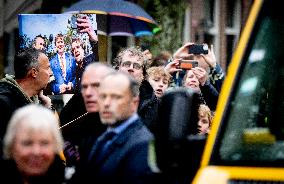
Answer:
[{"left": 18, "top": 13, "right": 98, "bottom": 113}]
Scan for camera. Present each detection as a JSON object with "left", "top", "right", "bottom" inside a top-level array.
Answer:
[
  {"left": 188, "top": 44, "right": 208, "bottom": 54},
  {"left": 177, "top": 60, "right": 198, "bottom": 70},
  {"left": 71, "top": 15, "right": 77, "bottom": 29}
]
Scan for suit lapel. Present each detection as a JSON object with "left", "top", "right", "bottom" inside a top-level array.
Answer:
[{"left": 95, "top": 120, "right": 143, "bottom": 166}]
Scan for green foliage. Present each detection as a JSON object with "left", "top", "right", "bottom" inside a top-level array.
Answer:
[{"left": 140, "top": 0, "right": 187, "bottom": 56}]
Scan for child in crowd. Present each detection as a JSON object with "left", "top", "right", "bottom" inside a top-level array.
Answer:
[
  {"left": 146, "top": 66, "right": 172, "bottom": 98},
  {"left": 197, "top": 104, "right": 213, "bottom": 135}
]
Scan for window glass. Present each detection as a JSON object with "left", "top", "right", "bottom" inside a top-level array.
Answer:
[{"left": 216, "top": 2, "right": 284, "bottom": 166}]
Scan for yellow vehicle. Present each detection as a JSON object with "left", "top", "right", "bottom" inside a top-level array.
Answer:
[{"left": 192, "top": 0, "right": 284, "bottom": 183}]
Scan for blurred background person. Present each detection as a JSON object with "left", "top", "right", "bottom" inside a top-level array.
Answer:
[
  {"left": 0, "top": 104, "right": 66, "bottom": 184},
  {"left": 150, "top": 51, "right": 172, "bottom": 67}
]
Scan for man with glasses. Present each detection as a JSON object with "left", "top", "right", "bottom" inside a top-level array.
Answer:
[
  {"left": 114, "top": 47, "right": 159, "bottom": 133},
  {"left": 115, "top": 47, "right": 145, "bottom": 85}
]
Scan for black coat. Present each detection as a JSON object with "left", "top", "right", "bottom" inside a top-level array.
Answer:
[
  {"left": 0, "top": 76, "right": 33, "bottom": 159},
  {"left": 59, "top": 94, "right": 107, "bottom": 166},
  {"left": 0, "top": 155, "right": 65, "bottom": 184},
  {"left": 138, "top": 80, "right": 159, "bottom": 133},
  {"left": 69, "top": 118, "right": 154, "bottom": 184},
  {"left": 74, "top": 40, "right": 99, "bottom": 93}
]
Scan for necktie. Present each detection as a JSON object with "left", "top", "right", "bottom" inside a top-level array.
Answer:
[
  {"left": 88, "top": 131, "right": 116, "bottom": 162},
  {"left": 59, "top": 55, "right": 66, "bottom": 79}
]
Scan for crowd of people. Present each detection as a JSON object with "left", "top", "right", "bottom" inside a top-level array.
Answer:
[{"left": 0, "top": 14, "right": 225, "bottom": 183}]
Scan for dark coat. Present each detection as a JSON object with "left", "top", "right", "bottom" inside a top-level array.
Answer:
[
  {"left": 200, "top": 82, "right": 219, "bottom": 111},
  {"left": 74, "top": 40, "right": 99, "bottom": 93},
  {"left": 70, "top": 118, "right": 154, "bottom": 184},
  {"left": 59, "top": 94, "right": 106, "bottom": 166},
  {"left": 0, "top": 155, "right": 65, "bottom": 184},
  {"left": 0, "top": 75, "right": 33, "bottom": 159},
  {"left": 138, "top": 80, "right": 159, "bottom": 133}
]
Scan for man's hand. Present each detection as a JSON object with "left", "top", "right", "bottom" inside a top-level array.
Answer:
[
  {"left": 67, "top": 82, "right": 73, "bottom": 91},
  {"left": 77, "top": 15, "right": 98, "bottom": 42},
  {"left": 192, "top": 67, "right": 208, "bottom": 86},
  {"left": 164, "top": 59, "right": 182, "bottom": 74},
  {"left": 201, "top": 44, "right": 217, "bottom": 69},
  {"left": 38, "top": 90, "right": 52, "bottom": 108},
  {"left": 60, "top": 84, "right": 68, "bottom": 93},
  {"left": 173, "top": 42, "right": 195, "bottom": 60}
]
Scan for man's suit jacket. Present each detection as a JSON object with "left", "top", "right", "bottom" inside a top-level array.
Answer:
[
  {"left": 71, "top": 118, "right": 154, "bottom": 184},
  {"left": 50, "top": 53, "right": 77, "bottom": 94}
]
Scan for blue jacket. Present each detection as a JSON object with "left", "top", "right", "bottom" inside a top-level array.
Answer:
[{"left": 50, "top": 53, "right": 77, "bottom": 94}]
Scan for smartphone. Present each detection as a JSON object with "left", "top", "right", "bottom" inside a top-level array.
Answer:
[
  {"left": 177, "top": 60, "right": 198, "bottom": 70},
  {"left": 188, "top": 44, "right": 208, "bottom": 54},
  {"left": 71, "top": 15, "right": 77, "bottom": 29}
]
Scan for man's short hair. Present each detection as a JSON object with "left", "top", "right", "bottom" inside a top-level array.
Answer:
[
  {"left": 71, "top": 37, "right": 83, "bottom": 47},
  {"left": 33, "top": 35, "right": 45, "bottom": 44},
  {"left": 14, "top": 47, "right": 43, "bottom": 79},
  {"left": 55, "top": 33, "right": 64, "bottom": 45},
  {"left": 105, "top": 71, "right": 140, "bottom": 97},
  {"left": 114, "top": 46, "right": 148, "bottom": 76}
]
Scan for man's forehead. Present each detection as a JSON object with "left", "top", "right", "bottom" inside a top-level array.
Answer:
[
  {"left": 72, "top": 40, "right": 80, "bottom": 46},
  {"left": 122, "top": 52, "right": 143, "bottom": 63},
  {"left": 101, "top": 75, "right": 129, "bottom": 89},
  {"left": 36, "top": 37, "right": 44, "bottom": 42},
  {"left": 56, "top": 37, "right": 64, "bottom": 42}
]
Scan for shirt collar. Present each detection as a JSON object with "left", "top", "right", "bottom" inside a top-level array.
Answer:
[{"left": 107, "top": 113, "right": 139, "bottom": 135}]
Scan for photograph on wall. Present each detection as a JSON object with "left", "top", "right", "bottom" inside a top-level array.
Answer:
[{"left": 18, "top": 13, "right": 99, "bottom": 97}]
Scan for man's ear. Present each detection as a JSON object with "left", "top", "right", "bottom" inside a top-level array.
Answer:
[
  {"left": 30, "top": 68, "right": 38, "bottom": 78},
  {"left": 132, "top": 96, "right": 140, "bottom": 110}
]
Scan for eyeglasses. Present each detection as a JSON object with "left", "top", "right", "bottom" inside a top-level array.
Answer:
[{"left": 121, "top": 61, "right": 142, "bottom": 70}]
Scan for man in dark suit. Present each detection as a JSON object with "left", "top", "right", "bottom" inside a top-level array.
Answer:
[
  {"left": 60, "top": 63, "right": 114, "bottom": 167},
  {"left": 50, "top": 33, "right": 77, "bottom": 94},
  {"left": 72, "top": 71, "right": 154, "bottom": 184}
]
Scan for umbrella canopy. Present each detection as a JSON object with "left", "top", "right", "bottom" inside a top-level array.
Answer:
[{"left": 64, "top": 0, "right": 160, "bottom": 37}]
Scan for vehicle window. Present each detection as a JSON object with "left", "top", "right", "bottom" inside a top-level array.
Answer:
[{"left": 216, "top": 2, "right": 284, "bottom": 166}]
